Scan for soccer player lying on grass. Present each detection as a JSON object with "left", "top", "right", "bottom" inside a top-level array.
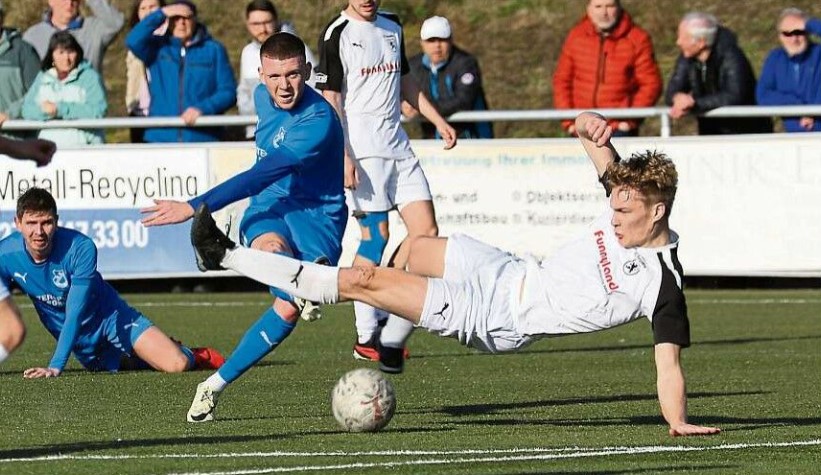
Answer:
[
  {"left": 0, "top": 188, "right": 224, "bottom": 377},
  {"left": 0, "top": 136, "right": 56, "bottom": 364},
  {"left": 190, "top": 111, "right": 722, "bottom": 437}
]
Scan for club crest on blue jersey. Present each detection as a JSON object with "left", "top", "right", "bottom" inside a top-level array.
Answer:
[
  {"left": 272, "top": 127, "right": 286, "bottom": 149},
  {"left": 52, "top": 269, "right": 69, "bottom": 289}
]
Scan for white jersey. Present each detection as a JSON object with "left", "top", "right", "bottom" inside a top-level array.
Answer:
[
  {"left": 517, "top": 210, "right": 690, "bottom": 346},
  {"left": 0, "top": 279, "right": 8, "bottom": 301},
  {"left": 316, "top": 11, "right": 414, "bottom": 160}
]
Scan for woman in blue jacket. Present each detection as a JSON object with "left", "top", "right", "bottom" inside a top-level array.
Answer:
[
  {"left": 22, "top": 32, "right": 107, "bottom": 146},
  {"left": 125, "top": 0, "right": 236, "bottom": 143}
]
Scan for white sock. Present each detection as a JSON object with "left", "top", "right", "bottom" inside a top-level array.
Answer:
[
  {"left": 222, "top": 247, "right": 339, "bottom": 303},
  {"left": 354, "top": 302, "right": 382, "bottom": 343},
  {"left": 0, "top": 344, "right": 8, "bottom": 363},
  {"left": 204, "top": 372, "right": 228, "bottom": 392},
  {"left": 380, "top": 315, "right": 415, "bottom": 348}
]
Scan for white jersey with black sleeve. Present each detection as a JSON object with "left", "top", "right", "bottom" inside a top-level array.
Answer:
[
  {"left": 315, "top": 11, "right": 414, "bottom": 160},
  {"left": 517, "top": 210, "right": 691, "bottom": 347}
]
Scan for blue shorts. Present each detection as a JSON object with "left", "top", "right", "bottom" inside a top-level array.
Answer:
[
  {"left": 240, "top": 201, "right": 346, "bottom": 296},
  {"left": 72, "top": 307, "right": 153, "bottom": 372}
]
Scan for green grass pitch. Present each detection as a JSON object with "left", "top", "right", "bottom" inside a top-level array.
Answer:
[{"left": 1, "top": 289, "right": 819, "bottom": 474}]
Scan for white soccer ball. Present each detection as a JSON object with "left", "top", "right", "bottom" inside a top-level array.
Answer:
[{"left": 331, "top": 368, "right": 396, "bottom": 432}]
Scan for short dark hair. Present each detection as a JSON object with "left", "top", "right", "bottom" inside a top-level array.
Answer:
[
  {"left": 260, "top": 32, "right": 305, "bottom": 63},
  {"left": 17, "top": 188, "right": 58, "bottom": 219},
  {"left": 246, "top": 0, "right": 278, "bottom": 21},
  {"left": 42, "top": 31, "right": 84, "bottom": 71},
  {"left": 129, "top": 0, "right": 168, "bottom": 29}
]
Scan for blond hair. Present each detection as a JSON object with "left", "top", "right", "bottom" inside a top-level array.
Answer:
[{"left": 606, "top": 150, "right": 678, "bottom": 216}]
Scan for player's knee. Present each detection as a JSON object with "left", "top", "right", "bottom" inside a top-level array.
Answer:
[
  {"left": 273, "top": 299, "right": 299, "bottom": 324},
  {"left": 2, "top": 318, "right": 26, "bottom": 351},
  {"left": 356, "top": 212, "right": 389, "bottom": 263},
  {"left": 339, "top": 266, "right": 377, "bottom": 296},
  {"left": 251, "top": 235, "right": 292, "bottom": 255},
  {"left": 163, "top": 353, "right": 190, "bottom": 373}
]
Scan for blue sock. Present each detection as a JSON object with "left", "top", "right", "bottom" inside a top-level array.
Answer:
[
  {"left": 217, "top": 307, "right": 296, "bottom": 385},
  {"left": 179, "top": 345, "right": 195, "bottom": 370}
]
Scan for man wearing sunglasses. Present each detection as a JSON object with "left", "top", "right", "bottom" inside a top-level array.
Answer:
[
  {"left": 756, "top": 8, "right": 821, "bottom": 132},
  {"left": 665, "top": 12, "right": 771, "bottom": 135}
]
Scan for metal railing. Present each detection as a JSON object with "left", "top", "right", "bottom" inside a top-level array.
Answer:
[{"left": 3, "top": 105, "right": 821, "bottom": 138}]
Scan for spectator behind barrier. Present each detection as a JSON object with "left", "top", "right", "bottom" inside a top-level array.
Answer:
[
  {"left": 21, "top": 31, "right": 107, "bottom": 146},
  {"left": 237, "top": 0, "right": 318, "bottom": 139},
  {"left": 756, "top": 8, "right": 821, "bottom": 132},
  {"left": 23, "top": 0, "right": 124, "bottom": 76},
  {"left": 125, "top": 0, "right": 166, "bottom": 143},
  {"left": 665, "top": 12, "right": 772, "bottom": 135},
  {"left": 553, "top": 0, "right": 661, "bottom": 137},
  {"left": 404, "top": 16, "right": 492, "bottom": 139},
  {"left": 0, "top": 1, "right": 41, "bottom": 138},
  {"left": 126, "top": 0, "right": 236, "bottom": 143}
]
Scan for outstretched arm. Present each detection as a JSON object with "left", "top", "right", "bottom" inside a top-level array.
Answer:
[
  {"left": 574, "top": 111, "right": 619, "bottom": 178},
  {"left": 0, "top": 136, "right": 55, "bottom": 167},
  {"left": 655, "top": 343, "right": 721, "bottom": 436}
]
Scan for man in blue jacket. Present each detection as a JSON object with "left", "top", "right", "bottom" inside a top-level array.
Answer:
[
  {"left": 126, "top": 0, "right": 236, "bottom": 142},
  {"left": 756, "top": 8, "right": 821, "bottom": 132}
]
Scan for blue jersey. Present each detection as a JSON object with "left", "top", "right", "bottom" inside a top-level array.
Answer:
[
  {"left": 0, "top": 228, "right": 134, "bottom": 370},
  {"left": 189, "top": 85, "right": 345, "bottom": 216}
]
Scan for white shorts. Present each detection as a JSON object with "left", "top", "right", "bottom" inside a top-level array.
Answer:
[
  {"left": 418, "top": 234, "right": 533, "bottom": 353},
  {"left": 347, "top": 156, "right": 433, "bottom": 212}
]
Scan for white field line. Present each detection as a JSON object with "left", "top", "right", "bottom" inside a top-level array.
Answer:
[
  {"left": 13, "top": 298, "right": 821, "bottom": 311},
  {"left": 166, "top": 439, "right": 821, "bottom": 475},
  {"left": 1, "top": 439, "right": 818, "bottom": 467}
]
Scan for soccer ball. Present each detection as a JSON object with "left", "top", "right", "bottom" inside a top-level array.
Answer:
[{"left": 331, "top": 368, "right": 396, "bottom": 432}]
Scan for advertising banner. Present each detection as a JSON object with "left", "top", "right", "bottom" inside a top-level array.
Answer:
[{"left": 3, "top": 135, "right": 819, "bottom": 278}]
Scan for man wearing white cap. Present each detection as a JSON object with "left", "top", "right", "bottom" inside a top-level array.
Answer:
[
  {"left": 316, "top": 0, "right": 457, "bottom": 369},
  {"left": 405, "top": 16, "right": 493, "bottom": 139}
]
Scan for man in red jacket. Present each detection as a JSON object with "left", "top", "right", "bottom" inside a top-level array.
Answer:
[{"left": 553, "top": 0, "right": 661, "bottom": 136}]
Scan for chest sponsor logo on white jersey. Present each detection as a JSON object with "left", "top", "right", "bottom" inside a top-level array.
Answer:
[
  {"left": 52, "top": 269, "right": 68, "bottom": 289},
  {"left": 13, "top": 272, "right": 27, "bottom": 283},
  {"left": 593, "top": 230, "right": 619, "bottom": 292},
  {"left": 272, "top": 127, "right": 286, "bottom": 148},
  {"left": 360, "top": 61, "right": 401, "bottom": 76}
]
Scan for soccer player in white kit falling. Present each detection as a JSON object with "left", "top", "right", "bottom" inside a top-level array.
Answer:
[
  {"left": 315, "top": 0, "right": 457, "bottom": 365},
  {"left": 189, "top": 111, "right": 721, "bottom": 437}
]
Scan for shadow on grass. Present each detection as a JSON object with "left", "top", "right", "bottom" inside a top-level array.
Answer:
[
  {"left": 417, "top": 391, "right": 766, "bottom": 416},
  {"left": 410, "top": 334, "right": 821, "bottom": 361},
  {"left": 447, "top": 414, "right": 821, "bottom": 431},
  {"left": 0, "top": 426, "right": 451, "bottom": 461}
]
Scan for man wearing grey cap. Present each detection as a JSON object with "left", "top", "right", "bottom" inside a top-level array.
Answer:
[{"left": 405, "top": 15, "right": 493, "bottom": 139}]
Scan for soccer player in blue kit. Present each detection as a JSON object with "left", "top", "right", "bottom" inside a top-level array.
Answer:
[
  {"left": 141, "top": 32, "right": 346, "bottom": 422},
  {"left": 0, "top": 188, "right": 224, "bottom": 378}
]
